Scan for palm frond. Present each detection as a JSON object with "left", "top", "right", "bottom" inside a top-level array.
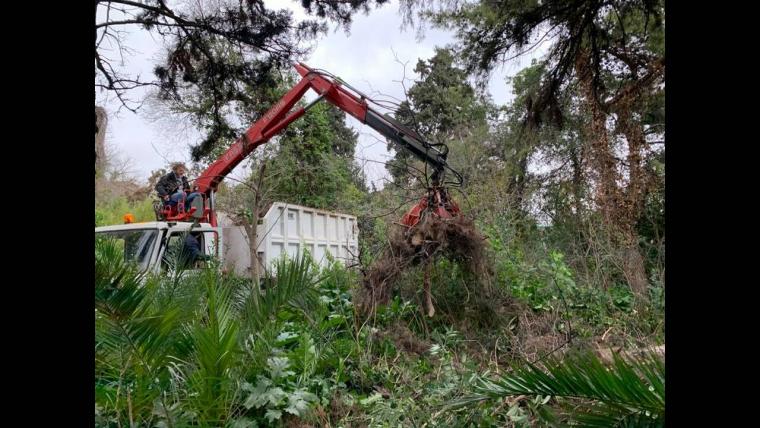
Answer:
[
  {"left": 95, "top": 239, "right": 182, "bottom": 369},
  {"left": 243, "top": 252, "right": 324, "bottom": 331},
  {"left": 183, "top": 267, "right": 241, "bottom": 424},
  {"left": 448, "top": 350, "right": 664, "bottom": 427},
  {"left": 95, "top": 238, "right": 186, "bottom": 423}
]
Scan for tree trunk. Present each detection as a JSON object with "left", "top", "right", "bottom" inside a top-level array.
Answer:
[
  {"left": 621, "top": 241, "right": 649, "bottom": 298},
  {"left": 245, "top": 218, "right": 261, "bottom": 293},
  {"left": 507, "top": 129, "right": 533, "bottom": 212},
  {"left": 514, "top": 154, "right": 528, "bottom": 208},
  {"left": 569, "top": 141, "right": 584, "bottom": 222},
  {"left": 95, "top": 106, "right": 108, "bottom": 175},
  {"left": 423, "top": 263, "right": 434, "bottom": 317},
  {"left": 574, "top": 50, "right": 619, "bottom": 226},
  {"left": 575, "top": 49, "right": 650, "bottom": 300},
  {"left": 248, "top": 162, "right": 267, "bottom": 293},
  {"left": 615, "top": 98, "right": 652, "bottom": 300}
]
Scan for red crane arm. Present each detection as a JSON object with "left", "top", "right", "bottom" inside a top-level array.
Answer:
[
  {"left": 180, "top": 62, "right": 456, "bottom": 226},
  {"left": 194, "top": 75, "right": 314, "bottom": 195}
]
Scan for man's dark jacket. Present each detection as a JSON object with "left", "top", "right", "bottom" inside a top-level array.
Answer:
[
  {"left": 180, "top": 234, "right": 209, "bottom": 269},
  {"left": 155, "top": 171, "right": 190, "bottom": 198}
]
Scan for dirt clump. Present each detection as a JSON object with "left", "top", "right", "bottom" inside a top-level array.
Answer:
[{"left": 357, "top": 213, "right": 490, "bottom": 315}]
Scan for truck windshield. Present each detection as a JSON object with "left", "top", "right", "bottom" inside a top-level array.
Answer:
[{"left": 95, "top": 229, "right": 158, "bottom": 271}]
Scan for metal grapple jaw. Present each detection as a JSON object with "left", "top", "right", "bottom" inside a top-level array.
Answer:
[{"left": 401, "top": 186, "right": 461, "bottom": 228}]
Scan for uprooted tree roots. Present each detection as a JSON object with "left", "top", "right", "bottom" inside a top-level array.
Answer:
[{"left": 356, "top": 214, "right": 490, "bottom": 317}]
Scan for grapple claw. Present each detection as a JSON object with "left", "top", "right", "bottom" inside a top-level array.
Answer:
[{"left": 401, "top": 186, "right": 460, "bottom": 227}]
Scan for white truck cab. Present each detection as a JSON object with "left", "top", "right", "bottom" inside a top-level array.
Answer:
[
  {"left": 95, "top": 202, "right": 359, "bottom": 277},
  {"left": 95, "top": 221, "right": 220, "bottom": 275}
]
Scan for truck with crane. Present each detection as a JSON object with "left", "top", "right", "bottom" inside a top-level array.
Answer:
[{"left": 94, "top": 63, "right": 463, "bottom": 276}]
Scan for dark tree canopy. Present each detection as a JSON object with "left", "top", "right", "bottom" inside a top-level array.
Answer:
[
  {"left": 299, "top": 0, "right": 390, "bottom": 27},
  {"left": 96, "top": 0, "right": 324, "bottom": 160},
  {"left": 405, "top": 0, "right": 664, "bottom": 125},
  {"left": 389, "top": 48, "right": 492, "bottom": 184},
  {"left": 266, "top": 101, "right": 364, "bottom": 211},
  {"left": 323, "top": 104, "right": 360, "bottom": 159},
  {"left": 95, "top": 0, "right": 387, "bottom": 162}
]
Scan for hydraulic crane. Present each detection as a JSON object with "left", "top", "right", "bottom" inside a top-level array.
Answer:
[{"left": 157, "top": 63, "right": 463, "bottom": 228}]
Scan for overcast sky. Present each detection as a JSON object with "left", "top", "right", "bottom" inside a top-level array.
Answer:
[{"left": 95, "top": 0, "right": 550, "bottom": 188}]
